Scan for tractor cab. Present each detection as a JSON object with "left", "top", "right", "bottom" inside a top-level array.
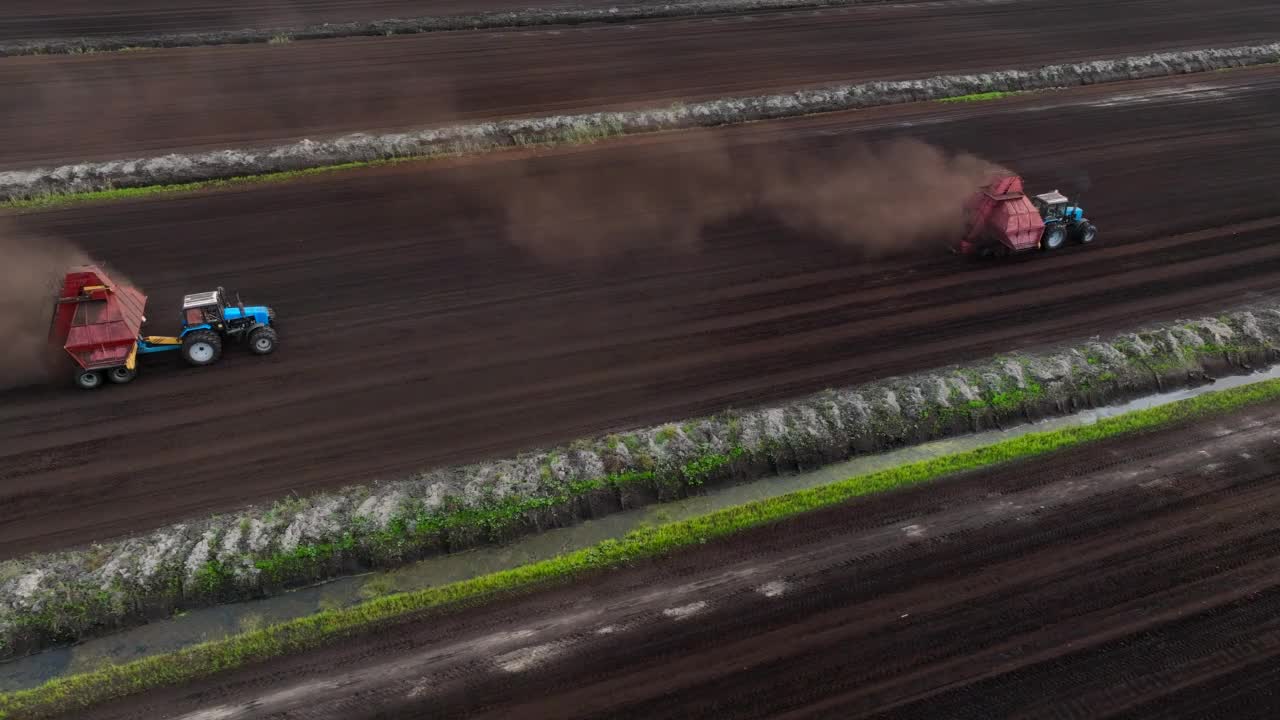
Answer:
[
  {"left": 1032, "top": 190, "right": 1070, "bottom": 220},
  {"left": 178, "top": 286, "right": 277, "bottom": 361},
  {"left": 182, "top": 290, "right": 226, "bottom": 330},
  {"left": 1034, "top": 190, "right": 1086, "bottom": 223},
  {"left": 181, "top": 287, "right": 273, "bottom": 330}
]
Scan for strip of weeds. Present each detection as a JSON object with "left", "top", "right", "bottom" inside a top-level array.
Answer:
[
  {"left": 1215, "top": 58, "right": 1280, "bottom": 72},
  {"left": 1, "top": 158, "right": 411, "bottom": 212},
  {"left": 1, "top": 126, "right": 629, "bottom": 213},
  {"left": 936, "top": 90, "right": 1023, "bottom": 103},
  {"left": 5, "top": 377, "right": 1280, "bottom": 719}
]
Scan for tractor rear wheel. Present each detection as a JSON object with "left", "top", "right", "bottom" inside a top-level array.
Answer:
[
  {"left": 248, "top": 326, "right": 278, "bottom": 355},
  {"left": 1076, "top": 222, "right": 1098, "bottom": 244},
  {"left": 182, "top": 330, "right": 223, "bottom": 367},
  {"left": 1042, "top": 225, "right": 1067, "bottom": 251},
  {"left": 75, "top": 370, "right": 103, "bottom": 389},
  {"left": 108, "top": 366, "right": 137, "bottom": 384}
]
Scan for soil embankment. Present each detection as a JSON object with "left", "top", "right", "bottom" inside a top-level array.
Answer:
[
  {"left": 2, "top": 0, "right": 1278, "bottom": 170},
  {"left": 70, "top": 398, "right": 1280, "bottom": 719},
  {"left": 2, "top": 297, "right": 1277, "bottom": 661}
]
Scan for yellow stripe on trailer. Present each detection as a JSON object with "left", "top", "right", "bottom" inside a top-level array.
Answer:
[
  {"left": 142, "top": 336, "right": 182, "bottom": 346},
  {"left": 125, "top": 344, "right": 138, "bottom": 370}
]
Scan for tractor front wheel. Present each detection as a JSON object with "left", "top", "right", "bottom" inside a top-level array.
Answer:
[
  {"left": 1041, "top": 225, "right": 1067, "bottom": 251},
  {"left": 75, "top": 370, "right": 103, "bottom": 389},
  {"left": 182, "top": 330, "right": 223, "bottom": 367},
  {"left": 108, "top": 366, "right": 137, "bottom": 384},
  {"left": 248, "top": 326, "right": 278, "bottom": 355},
  {"left": 1076, "top": 222, "right": 1098, "bottom": 244}
]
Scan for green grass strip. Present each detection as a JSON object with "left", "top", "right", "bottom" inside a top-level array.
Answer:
[
  {"left": 5, "top": 377, "right": 1280, "bottom": 719},
  {"left": 1, "top": 124, "right": 623, "bottom": 213},
  {"left": 0, "top": 158, "right": 421, "bottom": 212},
  {"left": 936, "top": 90, "right": 1022, "bottom": 103}
]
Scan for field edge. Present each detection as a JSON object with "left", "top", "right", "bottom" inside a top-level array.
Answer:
[{"left": 6, "top": 373, "right": 1280, "bottom": 719}]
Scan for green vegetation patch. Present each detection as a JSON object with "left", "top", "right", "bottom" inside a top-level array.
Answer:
[
  {"left": 5, "top": 377, "right": 1280, "bottom": 719},
  {"left": 936, "top": 90, "right": 1022, "bottom": 104},
  {"left": 0, "top": 158, "right": 420, "bottom": 212},
  {"left": 2, "top": 120, "right": 630, "bottom": 213}
]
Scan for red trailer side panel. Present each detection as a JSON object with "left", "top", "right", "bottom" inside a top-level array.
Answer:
[
  {"left": 989, "top": 194, "right": 1043, "bottom": 252},
  {"left": 954, "top": 174, "right": 1044, "bottom": 254},
  {"left": 51, "top": 265, "right": 148, "bottom": 371}
]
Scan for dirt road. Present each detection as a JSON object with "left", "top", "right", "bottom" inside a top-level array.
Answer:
[
  {"left": 1, "top": 68, "right": 1279, "bottom": 558},
  {"left": 2, "top": 0, "right": 1278, "bottom": 168},
  {"left": 72, "top": 397, "right": 1280, "bottom": 719}
]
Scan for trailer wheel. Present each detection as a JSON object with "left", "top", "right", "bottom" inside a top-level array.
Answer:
[
  {"left": 182, "top": 330, "right": 223, "bottom": 366},
  {"left": 1076, "top": 223, "right": 1097, "bottom": 244},
  {"left": 108, "top": 367, "right": 137, "bottom": 384},
  {"left": 1041, "top": 225, "right": 1067, "bottom": 251},
  {"left": 248, "top": 326, "right": 278, "bottom": 355},
  {"left": 75, "top": 370, "right": 103, "bottom": 389}
]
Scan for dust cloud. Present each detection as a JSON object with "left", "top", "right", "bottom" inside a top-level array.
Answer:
[
  {"left": 752, "top": 138, "right": 1005, "bottom": 252},
  {"left": 0, "top": 222, "right": 89, "bottom": 389},
  {"left": 475, "top": 134, "right": 1004, "bottom": 262}
]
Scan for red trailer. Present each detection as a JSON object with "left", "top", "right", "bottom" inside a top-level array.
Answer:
[
  {"left": 951, "top": 174, "right": 1045, "bottom": 256},
  {"left": 48, "top": 265, "right": 149, "bottom": 388}
]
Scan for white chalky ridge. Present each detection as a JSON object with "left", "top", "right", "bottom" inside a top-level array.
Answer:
[
  {"left": 2, "top": 43, "right": 1278, "bottom": 201},
  {"left": 2, "top": 305, "right": 1279, "bottom": 659}
]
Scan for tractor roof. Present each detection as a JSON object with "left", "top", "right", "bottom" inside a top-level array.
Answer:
[
  {"left": 182, "top": 290, "right": 221, "bottom": 308},
  {"left": 1034, "top": 190, "right": 1069, "bottom": 205}
]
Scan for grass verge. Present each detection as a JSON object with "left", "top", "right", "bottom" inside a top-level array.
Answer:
[
  {"left": 1, "top": 158, "right": 414, "bottom": 211},
  {"left": 4, "top": 377, "right": 1280, "bottom": 718},
  {"left": 0, "top": 123, "right": 632, "bottom": 213},
  {"left": 936, "top": 90, "right": 1023, "bottom": 103}
]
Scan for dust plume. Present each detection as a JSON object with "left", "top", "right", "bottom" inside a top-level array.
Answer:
[
  {"left": 0, "top": 222, "right": 88, "bottom": 389},
  {"left": 485, "top": 133, "right": 743, "bottom": 260},
  {"left": 476, "top": 134, "right": 1004, "bottom": 262},
  {"left": 751, "top": 138, "right": 1005, "bottom": 252}
]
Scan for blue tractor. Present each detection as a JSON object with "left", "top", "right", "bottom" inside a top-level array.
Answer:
[
  {"left": 1030, "top": 190, "right": 1098, "bottom": 250},
  {"left": 136, "top": 286, "right": 279, "bottom": 367}
]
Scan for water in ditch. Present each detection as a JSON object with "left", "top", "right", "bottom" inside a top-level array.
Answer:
[{"left": 5, "top": 366, "right": 1279, "bottom": 691}]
